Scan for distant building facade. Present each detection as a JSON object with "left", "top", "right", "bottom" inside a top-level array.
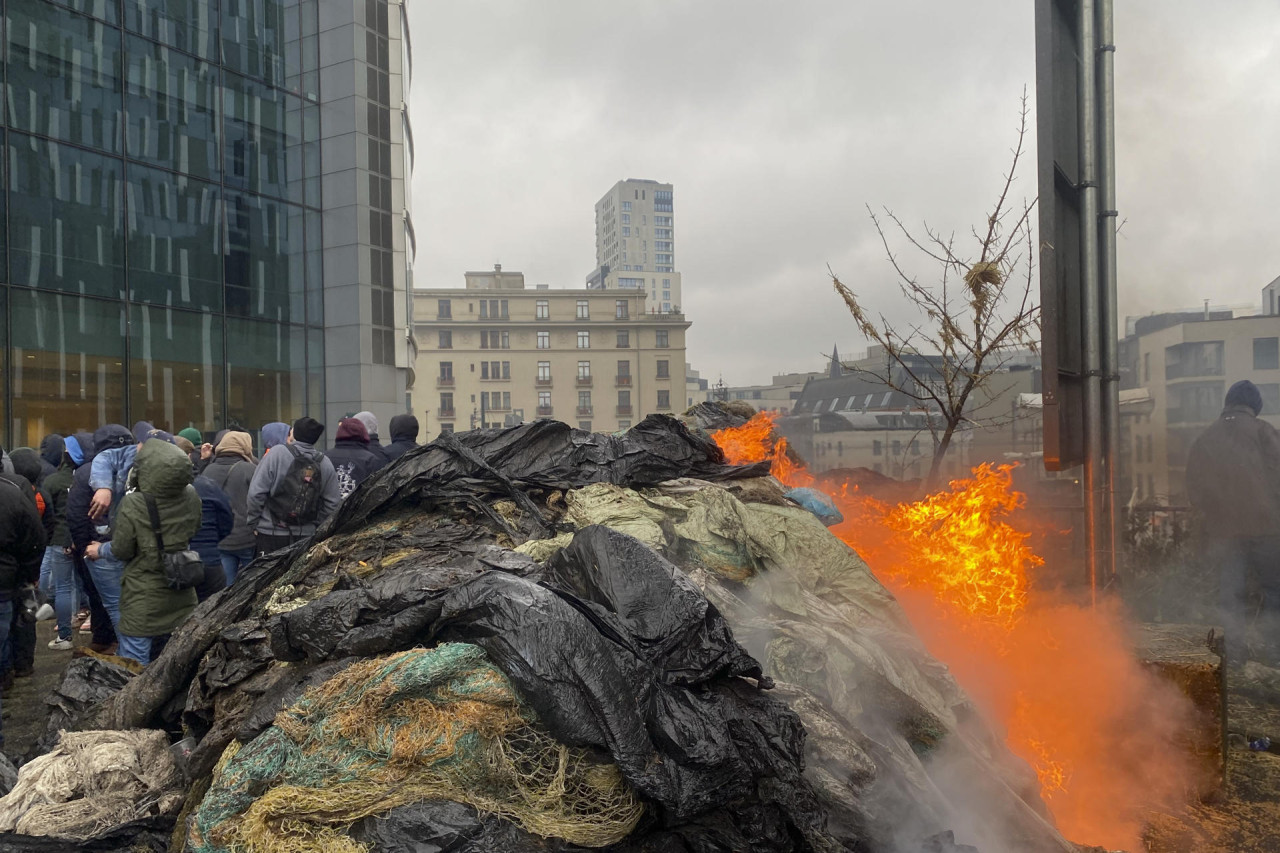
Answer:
[
  {"left": 702, "top": 373, "right": 821, "bottom": 412},
  {"left": 1121, "top": 307, "right": 1280, "bottom": 504},
  {"left": 413, "top": 267, "right": 689, "bottom": 434},
  {"left": 585, "top": 179, "right": 682, "bottom": 314}
]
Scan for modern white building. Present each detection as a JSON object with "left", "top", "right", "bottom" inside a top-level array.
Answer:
[{"left": 585, "top": 179, "right": 682, "bottom": 315}]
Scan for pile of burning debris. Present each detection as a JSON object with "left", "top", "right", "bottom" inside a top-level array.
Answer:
[{"left": 0, "top": 408, "right": 1097, "bottom": 852}]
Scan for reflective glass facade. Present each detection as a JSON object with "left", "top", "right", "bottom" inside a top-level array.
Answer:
[{"left": 1, "top": 0, "right": 323, "bottom": 447}]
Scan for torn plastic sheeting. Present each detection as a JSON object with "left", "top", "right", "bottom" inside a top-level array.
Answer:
[
  {"left": 784, "top": 487, "right": 845, "bottom": 527},
  {"left": 321, "top": 415, "right": 770, "bottom": 538},
  {"left": 0, "top": 816, "right": 173, "bottom": 852},
  {"left": 431, "top": 526, "right": 837, "bottom": 848}
]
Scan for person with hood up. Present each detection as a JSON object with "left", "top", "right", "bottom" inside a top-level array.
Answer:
[
  {"left": 0, "top": 464, "right": 46, "bottom": 744},
  {"left": 326, "top": 417, "right": 383, "bottom": 498},
  {"left": 246, "top": 417, "right": 341, "bottom": 555},
  {"left": 260, "top": 422, "right": 290, "bottom": 457},
  {"left": 352, "top": 411, "right": 391, "bottom": 467},
  {"left": 1186, "top": 379, "right": 1280, "bottom": 666},
  {"left": 87, "top": 421, "right": 152, "bottom": 522},
  {"left": 68, "top": 424, "right": 134, "bottom": 650},
  {"left": 85, "top": 438, "right": 202, "bottom": 665},
  {"left": 0, "top": 448, "right": 12, "bottom": 476},
  {"left": 383, "top": 414, "right": 421, "bottom": 462},
  {"left": 40, "top": 433, "right": 87, "bottom": 650},
  {"left": 37, "top": 434, "right": 63, "bottom": 485},
  {"left": 203, "top": 431, "right": 258, "bottom": 584}
]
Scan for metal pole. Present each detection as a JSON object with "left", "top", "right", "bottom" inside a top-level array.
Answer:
[
  {"left": 1096, "top": 0, "right": 1121, "bottom": 590},
  {"left": 1078, "top": 0, "right": 1104, "bottom": 605}
]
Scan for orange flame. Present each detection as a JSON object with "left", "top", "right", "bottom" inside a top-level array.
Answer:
[{"left": 711, "top": 413, "right": 1194, "bottom": 850}]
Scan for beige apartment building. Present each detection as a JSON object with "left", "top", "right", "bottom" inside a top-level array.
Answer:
[
  {"left": 585, "top": 179, "right": 683, "bottom": 314},
  {"left": 412, "top": 267, "right": 690, "bottom": 434},
  {"left": 1124, "top": 311, "right": 1280, "bottom": 504}
]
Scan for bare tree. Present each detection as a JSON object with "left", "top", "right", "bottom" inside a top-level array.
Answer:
[{"left": 832, "top": 94, "right": 1039, "bottom": 491}]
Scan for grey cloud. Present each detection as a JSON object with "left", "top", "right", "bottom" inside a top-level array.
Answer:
[{"left": 410, "top": 1, "right": 1277, "bottom": 385}]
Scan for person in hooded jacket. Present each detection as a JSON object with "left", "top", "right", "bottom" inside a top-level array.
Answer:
[
  {"left": 37, "top": 434, "right": 63, "bottom": 486},
  {"left": 383, "top": 414, "right": 420, "bottom": 462},
  {"left": 246, "top": 417, "right": 342, "bottom": 555},
  {"left": 85, "top": 439, "right": 202, "bottom": 665},
  {"left": 352, "top": 411, "right": 391, "bottom": 467},
  {"left": 326, "top": 418, "right": 383, "bottom": 498},
  {"left": 260, "top": 422, "right": 290, "bottom": 457},
  {"left": 41, "top": 434, "right": 86, "bottom": 650},
  {"left": 1187, "top": 379, "right": 1280, "bottom": 665},
  {"left": 203, "top": 431, "right": 258, "bottom": 584},
  {"left": 0, "top": 467, "right": 45, "bottom": 745},
  {"left": 68, "top": 425, "right": 134, "bottom": 650}
]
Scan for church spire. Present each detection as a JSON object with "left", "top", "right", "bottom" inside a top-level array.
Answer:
[{"left": 828, "top": 345, "right": 843, "bottom": 379}]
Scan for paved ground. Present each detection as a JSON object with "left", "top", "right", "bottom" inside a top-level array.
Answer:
[{"left": 3, "top": 619, "right": 91, "bottom": 763}]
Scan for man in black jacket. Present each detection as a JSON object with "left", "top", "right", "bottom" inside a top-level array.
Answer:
[
  {"left": 383, "top": 414, "right": 420, "bottom": 462},
  {"left": 0, "top": 470, "right": 46, "bottom": 745},
  {"left": 1187, "top": 379, "right": 1280, "bottom": 665},
  {"left": 326, "top": 418, "right": 384, "bottom": 498}
]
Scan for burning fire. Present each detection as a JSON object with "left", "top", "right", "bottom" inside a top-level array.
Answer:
[{"left": 713, "top": 413, "right": 1194, "bottom": 850}]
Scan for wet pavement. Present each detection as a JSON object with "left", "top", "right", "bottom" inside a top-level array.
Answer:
[{"left": 3, "top": 620, "right": 87, "bottom": 763}]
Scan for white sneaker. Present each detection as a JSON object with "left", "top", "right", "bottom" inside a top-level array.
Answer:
[
  {"left": 47, "top": 638, "right": 73, "bottom": 651},
  {"left": 34, "top": 603, "right": 55, "bottom": 622}
]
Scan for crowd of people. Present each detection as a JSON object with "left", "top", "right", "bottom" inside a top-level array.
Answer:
[{"left": 0, "top": 411, "right": 423, "bottom": 732}]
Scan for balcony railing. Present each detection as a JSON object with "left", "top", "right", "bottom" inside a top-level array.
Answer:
[
  {"left": 438, "top": 408, "right": 455, "bottom": 419},
  {"left": 656, "top": 372, "right": 670, "bottom": 380},
  {"left": 616, "top": 405, "right": 632, "bottom": 416},
  {"left": 535, "top": 377, "right": 553, "bottom": 387},
  {"left": 536, "top": 405, "right": 554, "bottom": 417},
  {"left": 576, "top": 376, "right": 593, "bottom": 387},
  {"left": 615, "top": 375, "right": 631, "bottom": 386},
  {"left": 437, "top": 376, "right": 454, "bottom": 386},
  {"left": 577, "top": 406, "right": 594, "bottom": 416}
]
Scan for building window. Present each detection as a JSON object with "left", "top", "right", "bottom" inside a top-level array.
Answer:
[
  {"left": 578, "top": 391, "right": 592, "bottom": 413},
  {"left": 1143, "top": 352, "right": 1150, "bottom": 383},
  {"left": 438, "top": 330, "right": 452, "bottom": 349},
  {"left": 615, "top": 300, "right": 629, "bottom": 319},
  {"left": 655, "top": 241, "right": 673, "bottom": 251},
  {"left": 621, "top": 201, "right": 631, "bottom": 211},
  {"left": 578, "top": 361, "right": 591, "bottom": 380},
  {"left": 1254, "top": 337, "right": 1279, "bottom": 370},
  {"left": 537, "top": 331, "right": 550, "bottom": 349},
  {"left": 892, "top": 440, "right": 902, "bottom": 456},
  {"left": 616, "top": 330, "right": 630, "bottom": 348},
  {"left": 438, "top": 299, "right": 451, "bottom": 319},
  {"left": 618, "top": 420, "right": 631, "bottom": 430},
  {"left": 537, "top": 361, "right": 551, "bottom": 381},
  {"left": 439, "top": 392, "right": 454, "bottom": 415},
  {"left": 618, "top": 390, "right": 631, "bottom": 407},
  {"left": 1165, "top": 341, "right": 1224, "bottom": 379},
  {"left": 655, "top": 254, "right": 673, "bottom": 265},
  {"left": 657, "top": 390, "right": 670, "bottom": 409},
  {"left": 1259, "top": 384, "right": 1280, "bottom": 414},
  {"left": 654, "top": 190, "right": 672, "bottom": 212},
  {"left": 479, "top": 301, "right": 487, "bottom": 318},
  {"left": 539, "top": 391, "right": 552, "bottom": 406},
  {"left": 440, "top": 423, "right": 455, "bottom": 434},
  {"left": 655, "top": 330, "right": 669, "bottom": 348},
  {"left": 579, "top": 421, "right": 592, "bottom": 431},
  {"left": 617, "top": 360, "right": 631, "bottom": 381},
  {"left": 656, "top": 360, "right": 669, "bottom": 378},
  {"left": 481, "top": 330, "right": 509, "bottom": 349},
  {"left": 578, "top": 330, "right": 590, "bottom": 349},
  {"left": 873, "top": 440, "right": 882, "bottom": 456},
  {"left": 576, "top": 300, "right": 589, "bottom": 320},
  {"left": 622, "top": 226, "right": 631, "bottom": 237},
  {"left": 439, "top": 361, "right": 453, "bottom": 381},
  {"left": 622, "top": 213, "right": 630, "bottom": 224},
  {"left": 481, "top": 362, "right": 489, "bottom": 379},
  {"left": 536, "top": 299, "right": 549, "bottom": 319},
  {"left": 655, "top": 217, "right": 672, "bottom": 227}
]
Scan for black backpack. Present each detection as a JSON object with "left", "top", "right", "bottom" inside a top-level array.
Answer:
[{"left": 266, "top": 444, "right": 323, "bottom": 527}]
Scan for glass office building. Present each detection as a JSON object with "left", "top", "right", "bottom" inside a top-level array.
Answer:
[{"left": 0, "top": 0, "right": 413, "bottom": 448}]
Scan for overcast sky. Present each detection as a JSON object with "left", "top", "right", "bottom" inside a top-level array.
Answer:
[{"left": 408, "top": 2, "right": 1280, "bottom": 387}]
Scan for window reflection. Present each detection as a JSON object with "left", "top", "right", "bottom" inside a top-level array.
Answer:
[
  {"left": 8, "top": 134, "right": 126, "bottom": 298},
  {"left": 9, "top": 290, "right": 126, "bottom": 445},
  {"left": 224, "top": 191, "right": 305, "bottom": 323},
  {"left": 223, "top": 71, "right": 304, "bottom": 202},
  {"left": 123, "top": 0, "right": 218, "bottom": 59},
  {"left": 226, "top": 317, "right": 305, "bottom": 432},
  {"left": 124, "top": 34, "right": 221, "bottom": 179},
  {"left": 6, "top": 1, "right": 124, "bottom": 152},
  {"left": 127, "top": 164, "right": 223, "bottom": 310},
  {"left": 129, "top": 304, "right": 222, "bottom": 432}
]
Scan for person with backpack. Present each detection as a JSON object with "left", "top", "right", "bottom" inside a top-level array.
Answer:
[
  {"left": 84, "top": 438, "right": 202, "bottom": 666},
  {"left": 326, "top": 418, "right": 383, "bottom": 498},
  {"left": 245, "top": 417, "right": 341, "bottom": 556},
  {"left": 203, "top": 431, "right": 258, "bottom": 584},
  {"left": 352, "top": 411, "right": 391, "bottom": 468}
]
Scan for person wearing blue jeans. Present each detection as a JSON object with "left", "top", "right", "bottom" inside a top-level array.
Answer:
[{"left": 41, "top": 546, "right": 80, "bottom": 644}]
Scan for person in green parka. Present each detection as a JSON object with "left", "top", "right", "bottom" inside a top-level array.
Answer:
[{"left": 84, "top": 438, "right": 201, "bottom": 665}]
